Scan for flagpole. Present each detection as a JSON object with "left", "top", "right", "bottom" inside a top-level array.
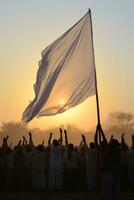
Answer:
[
  {"left": 88, "top": 9, "right": 101, "bottom": 127},
  {"left": 88, "top": 10, "right": 102, "bottom": 192}
]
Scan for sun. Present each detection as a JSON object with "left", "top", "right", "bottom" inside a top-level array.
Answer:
[{"left": 59, "top": 98, "right": 66, "bottom": 106}]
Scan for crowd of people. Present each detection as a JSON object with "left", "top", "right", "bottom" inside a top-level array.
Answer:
[{"left": 0, "top": 125, "right": 134, "bottom": 199}]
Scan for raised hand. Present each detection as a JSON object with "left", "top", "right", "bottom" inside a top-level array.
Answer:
[
  {"left": 42, "top": 139, "right": 44, "bottom": 146},
  {"left": 81, "top": 134, "right": 88, "bottom": 149},
  {"left": 109, "top": 134, "right": 114, "bottom": 144},
  {"left": 59, "top": 128, "right": 63, "bottom": 143},
  {"left": 59, "top": 128, "right": 62, "bottom": 133},
  {"left": 18, "top": 140, "right": 22, "bottom": 146},
  {"left": 3, "top": 137, "right": 6, "bottom": 142},
  {"left": 29, "top": 132, "right": 32, "bottom": 137},
  {"left": 64, "top": 129, "right": 68, "bottom": 145},
  {"left": 121, "top": 133, "right": 125, "bottom": 144},
  {"left": 48, "top": 132, "right": 52, "bottom": 144},
  {"left": 23, "top": 136, "right": 27, "bottom": 145},
  {"left": 81, "top": 134, "right": 86, "bottom": 140},
  {"left": 82, "top": 134, "right": 85, "bottom": 137},
  {"left": 111, "top": 134, "right": 114, "bottom": 140}
]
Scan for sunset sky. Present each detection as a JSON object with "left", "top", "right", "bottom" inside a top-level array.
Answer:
[{"left": 0, "top": 0, "right": 134, "bottom": 131}]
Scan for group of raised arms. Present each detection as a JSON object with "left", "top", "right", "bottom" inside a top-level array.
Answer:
[{"left": 0, "top": 125, "right": 134, "bottom": 198}]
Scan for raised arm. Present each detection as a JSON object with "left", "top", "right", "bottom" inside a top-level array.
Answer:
[
  {"left": 79, "top": 140, "right": 83, "bottom": 146},
  {"left": 22, "top": 136, "right": 27, "bottom": 154},
  {"left": 29, "top": 132, "right": 34, "bottom": 146},
  {"left": 59, "top": 128, "right": 63, "bottom": 144},
  {"left": 3, "top": 135, "right": 9, "bottom": 149},
  {"left": 99, "top": 124, "right": 108, "bottom": 145},
  {"left": 121, "top": 133, "right": 125, "bottom": 144},
  {"left": 18, "top": 139, "right": 22, "bottom": 147},
  {"left": 48, "top": 132, "right": 52, "bottom": 145},
  {"left": 64, "top": 129, "right": 68, "bottom": 146},
  {"left": 42, "top": 139, "right": 44, "bottom": 146},
  {"left": 81, "top": 134, "right": 88, "bottom": 149},
  {"left": 2, "top": 137, "right": 7, "bottom": 151},
  {"left": 23, "top": 136, "right": 27, "bottom": 146},
  {"left": 94, "top": 125, "right": 99, "bottom": 147},
  {"left": 121, "top": 133, "right": 128, "bottom": 149},
  {"left": 109, "top": 134, "right": 113, "bottom": 144}
]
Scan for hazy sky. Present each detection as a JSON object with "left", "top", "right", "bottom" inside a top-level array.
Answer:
[{"left": 0, "top": 0, "right": 134, "bottom": 131}]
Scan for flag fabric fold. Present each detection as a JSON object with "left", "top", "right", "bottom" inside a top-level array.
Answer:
[{"left": 22, "top": 12, "right": 96, "bottom": 123}]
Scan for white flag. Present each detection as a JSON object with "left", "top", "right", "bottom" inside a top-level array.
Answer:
[{"left": 22, "top": 12, "right": 96, "bottom": 123}]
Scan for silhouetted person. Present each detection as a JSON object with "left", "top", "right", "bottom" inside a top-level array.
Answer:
[
  {"left": 128, "top": 135, "right": 134, "bottom": 187},
  {"left": 47, "top": 129, "right": 63, "bottom": 190},
  {"left": 82, "top": 134, "right": 97, "bottom": 190},
  {"left": 63, "top": 130, "right": 79, "bottom": 190},
  {"left": 29, "top": 132, "right": 46, "bottom": 190},
  {"left": 78, "top": 140, "right": 87, "bottom": 189},
  {"left": 120, "top": 133, "right": 129, "bottom": 190},
  {"left": 95, "top": 124, "right": 121, "bottom": 200}
]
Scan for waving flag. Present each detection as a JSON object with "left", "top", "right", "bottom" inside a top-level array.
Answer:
[{"left": 22, "top": 11, "right": 96, "bottom": 123}]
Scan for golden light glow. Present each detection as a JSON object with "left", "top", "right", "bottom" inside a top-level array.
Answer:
[
  {"left": 1, "top": 2, "right": 134, "bottom": 134},
  {"left": 59, "top": 98, "right": 66, "bottom": 106}
]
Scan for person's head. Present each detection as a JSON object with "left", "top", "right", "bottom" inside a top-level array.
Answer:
[
  {"left": 68, "top": 143, "right": 74, "bottom": 151},
  {"left": 16, "top": 146, "right": 22, "bottom": 155},
  {"left": 110, "top": 139, "right": 120, "bottom": 149},
  {"left": 36, "top": 144, "right": 44, "bottom": 151},
  {"left": 100, "top": 141, "right": 107, "bottom": 149},
  {"left": 53, "top": 139, "right": 59, "bottom": 147},
  {"left": 26, "top": 145, "right": 32, "bottom": 152},
  {"left": 89, "top": 142, "right": 96, "bottom": 149},
  {"left": 74, "top": 145, "right": 78, "bottom": 152},
  {"left": 80, "top": 146, "right": 86, "bottom": 154}
]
